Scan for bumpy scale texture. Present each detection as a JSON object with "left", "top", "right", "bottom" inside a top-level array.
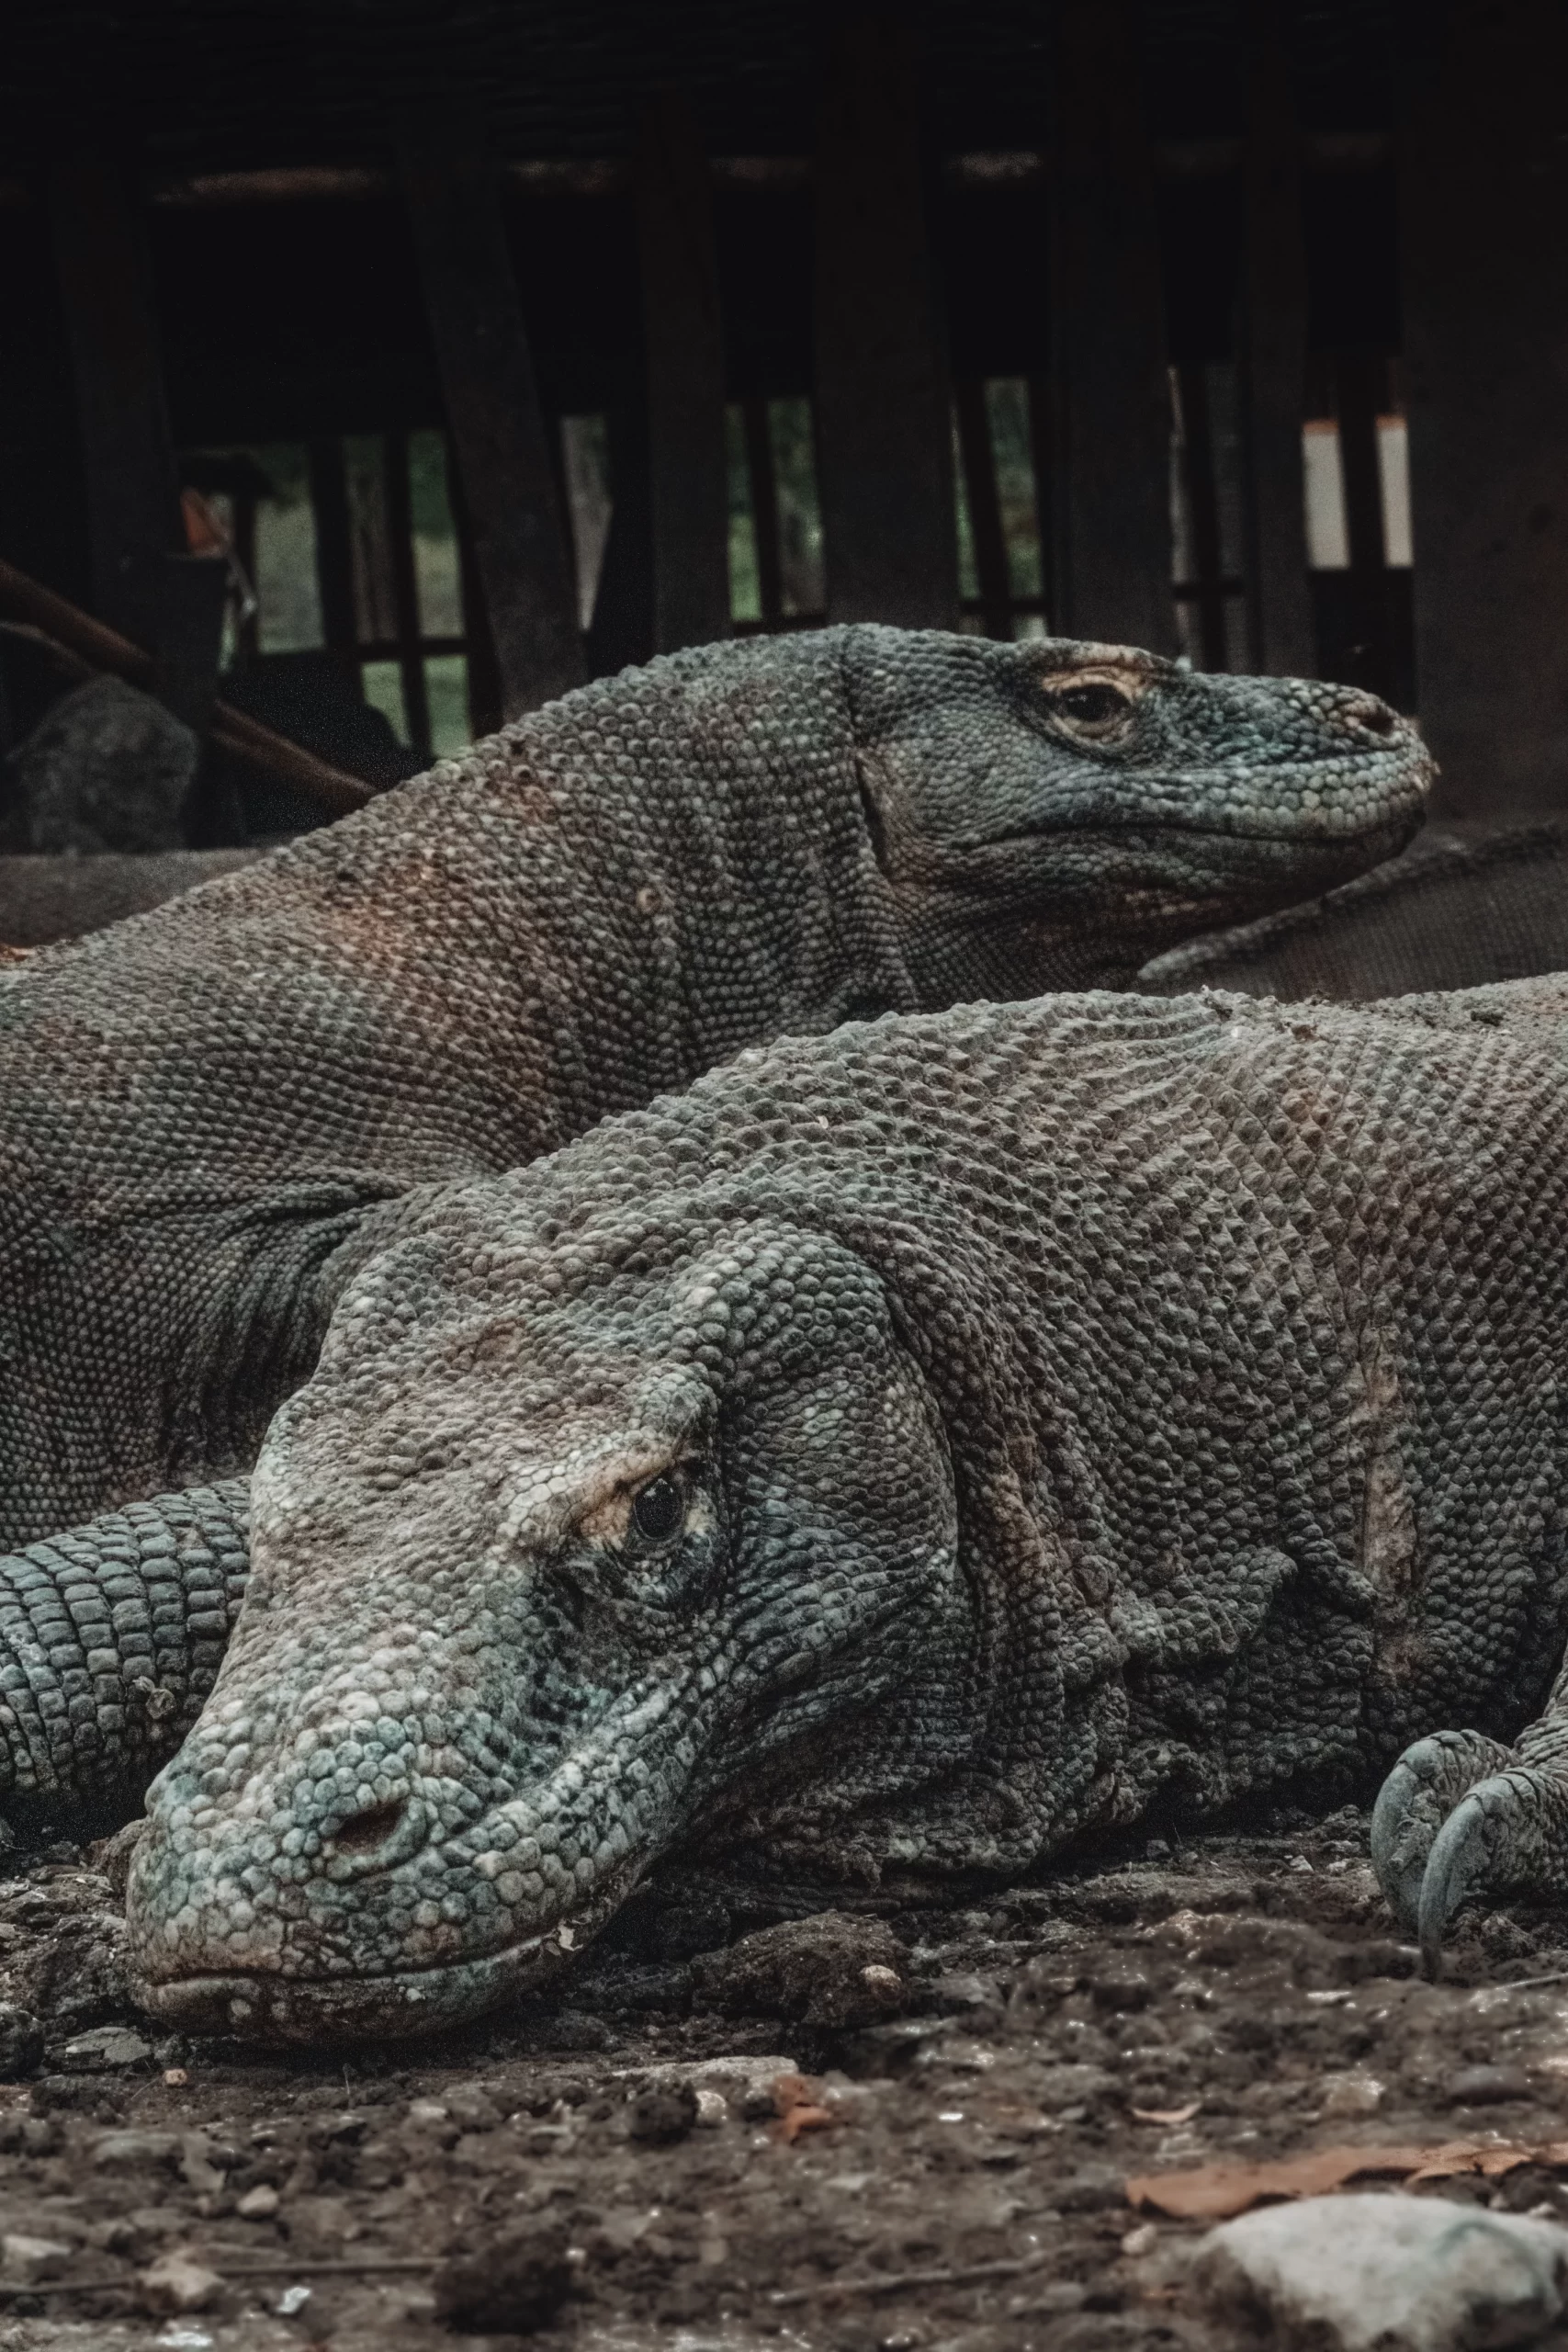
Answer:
[
  {"left": 0, "top": 628, "right": 1425, "bottom": 1558},
  {"left": 111, "top": 973, "right": 1568, "bottom": 2040}
]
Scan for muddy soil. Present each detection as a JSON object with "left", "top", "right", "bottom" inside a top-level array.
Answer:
[{"left": 0, "top": 1805, "right": 1566, "bottom": 2351}]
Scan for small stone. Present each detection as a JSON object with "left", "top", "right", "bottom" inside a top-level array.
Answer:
[
  {"left": 628, "top": 2082, "right": 698, "bottom": 2144},
  {"left": 1, "top": 2233, "right": 70, "bottom": 2283},
  {"left": 1122, "top": 2222, "right": 1159, "bottom": 2258},
  {"left": 1288, "top": 1856, "right": 1314, "bottom": 1874},
  {"left": 443, "top": 2085, "right": 502, "bottom": 2131},
  {"left": 237, "top": 2184, "right": 279, "bottom": 2220},
  {"left": 1058, "top": 2162, "right": 1127, "bottom": 2213},
  {"left": 1446, "top": 2064, "right": 1533, "bottom": 2108},
  {"left": 92, "top": 2128, "right": 181, "bottom": 2169},
  {"left": 1091, "top": 1967, "right": 1152, "bottom": 2012},
  {"left": 694, "top": 2087, "right": 728, "bottom": 2127},
  {"left": 692, "top": 1911, "right": 908, "bottom": 2027},
  {"left": 162, "top": 2067, "right": 188, "bottom": 2087},
  {"left": 404, "top": 2098, "right": 449, "bottom": 2126},
  {"left": 62, "top": 2025, "right": 152, "bottom": 2072},
  {"left": 139, "top": 2250, "right": 221, "bottom": 2314},
  {"left": 433, "top": 2222, "right": 573, "bottom": 2333},
  {"left": 0, "top": 2007, "right": 43, "bottom": 2082},
  {"left": 1320, "top": 2072, "right": 1385, "bottom": 2119}
]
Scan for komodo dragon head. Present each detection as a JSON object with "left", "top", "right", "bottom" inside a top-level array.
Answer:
[
  {"left": 840, "top": 632, "right": 1430, "bottom": 997},
  {"left": 127, "top": 1200, "right": 978, "bottom": 2041}
]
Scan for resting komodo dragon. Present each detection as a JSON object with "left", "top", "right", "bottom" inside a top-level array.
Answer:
[
  {"left": 6, "top": 976, "right": 1568, "bottom": 2039},
  {"left": 0, "top": 628, "right": 1425, "bottom": 1554}
]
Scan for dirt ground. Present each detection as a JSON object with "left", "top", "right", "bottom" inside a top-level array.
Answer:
[{"left": 0, "top": 1804, "right": 1565, "bottom": 2352}]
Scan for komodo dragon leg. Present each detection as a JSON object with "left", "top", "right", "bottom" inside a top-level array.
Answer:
[
  {"left": 1372, "top": 1698, "right": 1568, "bottom": 1974},
  {"left": 0, "top": 1484, "right": 249, "bottom": 1815}
]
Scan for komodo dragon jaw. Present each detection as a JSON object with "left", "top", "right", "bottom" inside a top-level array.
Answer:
[{"left": 125, "top": 1227, "right": 976, "bottom": 2042}]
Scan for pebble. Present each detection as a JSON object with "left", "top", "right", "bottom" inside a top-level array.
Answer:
[
  {"left": 433, "top": 2222, "right": 573, "bottom": 2334},
  {"left": 0, "top": 2007, "right": 42, "bottom": 2082},
  {"left": 1445, "top": 2064, "right": 1534, "bottom": 2107},
  {"left": 62, "top": 2025, "right": 152, "bottom": 2071},
  {"left": 139, "top": 2251, "right": 222, "bottom": 2314},
  {"left": 1320, "top": 2072, "right": 1386, "bottom": 2119},
  {"left": 0, "top": 2233, "right": 71, "bottom": 2284},
  {"left": 237, "top": 2184, "right": 280, "bottom": 2219}
]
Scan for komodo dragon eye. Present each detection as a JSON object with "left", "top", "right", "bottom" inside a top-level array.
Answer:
[
  {"left": 629, "top": 1473, "right": 686, "bottom": 1545},
  {"left": 1043, "top": 681, "right": 1136, "bottom": 740}
]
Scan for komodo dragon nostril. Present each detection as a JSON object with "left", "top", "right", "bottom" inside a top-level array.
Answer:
[
  {"left": 331, "top": 1798, "right": 410, "bottom": 1860},
  {"left": 1346, "top": 696, "right": 1396, "bottom": 735}
]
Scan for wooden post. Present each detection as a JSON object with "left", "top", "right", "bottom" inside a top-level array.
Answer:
[
  {"left": 1334, "top": 351, "right": 1390, "bottom": 699},
  {"left": 395, "top": 115, "right": 584, "bottom": 716},
  {"left": 586, "top": 397, "right": 657, "bottom": 679},
  {"left": 1174, "top": 366, "right": 1229, "bottom": 670},
  {"left": 1049, "top": 1, "right": 1174, "bottom": 653},
  {"left": 1026, "top": 375, "right": 1058, "bottom": 630},
  {"left": 741, "top": 399, "right": 785, "bottom": 628},
  {"left": 813, "top": 19, "right": 957, "bottom": 629},
  {"left": 446, "top": 435, "right": 503, "bottom": 741},
  {"left": 953, "top": 379, "right": 1012, "bottom": 639},
  {"left": 1401, "top": 0, "right": 1568, "bottom": 817},
  {"left": 383, "top": 432, "right": 433, "bottom": 761},
  {"left": 634, "top": 93, "right": 731, "bottom": 652},
  {"left": 47, "top": 157, "right": 183, "bottom": 650},
  {"left": 1238, "top": 4, "right": 1315, "bottom": 677},
  {"left": 306, "top": 438, "right": 360, "bottom": 692}
]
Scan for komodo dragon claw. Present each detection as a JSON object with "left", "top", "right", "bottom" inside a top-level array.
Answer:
[
  {"left": 1370, "top": 1729, "right": 1514, "bottom": 1938},
  {"left": 1374, "top": 1734, "right": 1568, "bottom": 1976}
]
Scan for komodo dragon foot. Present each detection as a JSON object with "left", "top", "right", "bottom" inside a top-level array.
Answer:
[{"left": 1373, "top": 1724, "right": 1568, "bottom": 1975}]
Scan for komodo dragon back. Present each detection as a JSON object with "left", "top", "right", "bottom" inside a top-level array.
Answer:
[
  {"left": 71, "top": 978, "right": 1568, "bottom": 2042},
  {"left": 0, "top": 628, "right": 1427, "bottom": 1552}
]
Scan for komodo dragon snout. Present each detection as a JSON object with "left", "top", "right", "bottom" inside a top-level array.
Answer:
[
  {"left": 126, "top": 1219, "right": 968, "bottom": 2041},
  {"left": 855, "top": 637, "right": 1429, "bottom": 999}
]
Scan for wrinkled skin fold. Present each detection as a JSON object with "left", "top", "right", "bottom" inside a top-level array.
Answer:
[{"left": 118, "top": 977, "right": 1568, "bottom": 2039}]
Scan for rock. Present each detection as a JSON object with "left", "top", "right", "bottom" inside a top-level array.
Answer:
[
  {"left": 1091, "top": 1966, "right": 1153, "bottom": 2012},
  {"left": 85, "top": 1817, "right": 149, "bottom": 1899},
  {"left": 9, "top": 676, "right": 197, "bottom": 854},
  {"left": 1195, "top": 2192, "right": 1568, "bottom": 2352},
  {"left": 1320, "top": 2071, "right": 1386, "bottom": 2119},
  {"left": 692, "top": 1912, "right": 908, "bottom": 2027},
  {"left": 91, "top": 2128, "right": 182, "bottom": 2169},
  {"left": 433, "top": 2222, "right": 574, "bottom": 2333},
  {"left": 1057, "top": 2162, "right": 1128, "bottom": 2213},
  {"left": 0, "top": 2233, "right": 70, "bottom": 2283},
  {"left": 1446, "top": 2064, "right": 1534, "bottom": 2107},
  {"left": 61, "top": 2024, "right": 152, "bottom": 2072},
  {"left": 694, "top": 2087, "right": 728, "bottom": 2127},
  {"left": 0, "top": 2006, "right": 43, "bottom": 2080},
  {"left": 627, "top": 2082, "right": 698, "bottom": 2144},
  {"left": 237, "top": 2184, "right": 279, "bottom": 2220},
  {"left": 139, "top": 2249, "right": 222, "bottom": 2315},
  {"left": 443, "top": 2085, "right": 502, "bottom": 2132}
]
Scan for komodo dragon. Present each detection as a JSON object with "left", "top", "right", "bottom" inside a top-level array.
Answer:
[
  {"left": 6, "top": 976, "right": 1568, "bottom": 2040},
  {"left": 0, "top": 628, "right": 1425, "bottom": 1554}
]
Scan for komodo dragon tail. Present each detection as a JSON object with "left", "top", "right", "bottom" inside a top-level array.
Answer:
[{"left": 0, "top": 1485, "right": 250, "bottom": 1815}]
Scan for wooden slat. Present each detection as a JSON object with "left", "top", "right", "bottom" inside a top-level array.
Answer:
[
  {"left": 1174, "top": 365, "right": 1228, "bottom": 670},
  {"left": 446, "top": 435, "right": 503, "bottom": 741},
  {"left": 812, "top": 20, "right": 957, "bottom": 628},
  {"left": 634, "top": 91, "right": 731, "bottom": 652},
  {"left": 1402, "top": 0, "right": 1568, "bottom": 815},
  {"left": 1048, "top": 0, "right": 1174, "bottom": 652},
  {"left": 1334, "top": 350, "right": 1390, "bottom": 698},
  {"left": 383, "top": 432, "right": 433, "bottom": 761},
  {"left": 306, "top": 437, "right": 360, "bottom": 689},
  {"left": 1238, "top": 2, "right": 1315, "bottom": 677},
  {"left": 953, "top": 379, "right": 1012, "bottom": 640},
  {"left": 741, "top": 399, "right": 784, "bottom": 628},
  {"left": 395, "top": 113, "right": 585, "bottom": 717},
  {"left": 47, "top": 157, "right": 183, "bottom": 648}
]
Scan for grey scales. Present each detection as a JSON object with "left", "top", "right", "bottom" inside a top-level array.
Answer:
[
  {"left": 64, "top": 969, "right": 1568, "bottom": 2041},
  {"left": 0, "top": 628, "right": 1425, "bottom": 1557}
]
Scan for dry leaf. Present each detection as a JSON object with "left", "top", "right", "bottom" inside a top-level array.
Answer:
[
  {"left": 1131, "top": 2103, "right": 1201, "bottom": 2127},
  {"left": 1127, "top": 2138, "right": 1568, "bottom": 2222},
  {"left": 776, "top": 2103, "right": 836, "bottom": 2143}
]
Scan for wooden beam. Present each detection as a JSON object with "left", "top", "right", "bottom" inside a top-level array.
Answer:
[
  {"left": 1400, "top": 0, "right": 1568, "bottom": 816},
  {"left": 383, "top": 432, "right": 433, "bottom": 762},
  {"left": 1237, "top": 3, "right": 1315, "bottom": 677},
  {"left": 47, "top": 157, "right": 182, "bottom": 649},
  {"left": 953, "top": 379, "right": 1012, "bottom": 639},
  {"left": 585, "top": 398, "right": 657, "bottom": 679},
  {"left": 813, "top": 20, "right": 957, "bottom": 629},
  {"left": 395, "top": 115, "right": 584, "bottom": 717},
  {"left": 1334, "top": 350, "right": 1390, "bottom": 699},
  {"left": 1048, "top": 1, "right": 1174, "bottom": 652},
  {"left": 306, "top": 437, "right": 359, "bottom": 691},
  {"left": 1174, "top": 366, "right": 1228, "bottom": 670},
  {"left": 741, "top": 399, "right": 784, "bottom": 628},
  {"left": 634, "top": 92, "right": 731, "bottom": 652}
]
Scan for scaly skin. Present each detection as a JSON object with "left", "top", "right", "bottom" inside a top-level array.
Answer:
[
  {"left": 0, "top": 629, "right": 1426, "bottom": 1554},
  {"left": 105, "top": 977, "right": 1568, "bottom": 2041}
]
